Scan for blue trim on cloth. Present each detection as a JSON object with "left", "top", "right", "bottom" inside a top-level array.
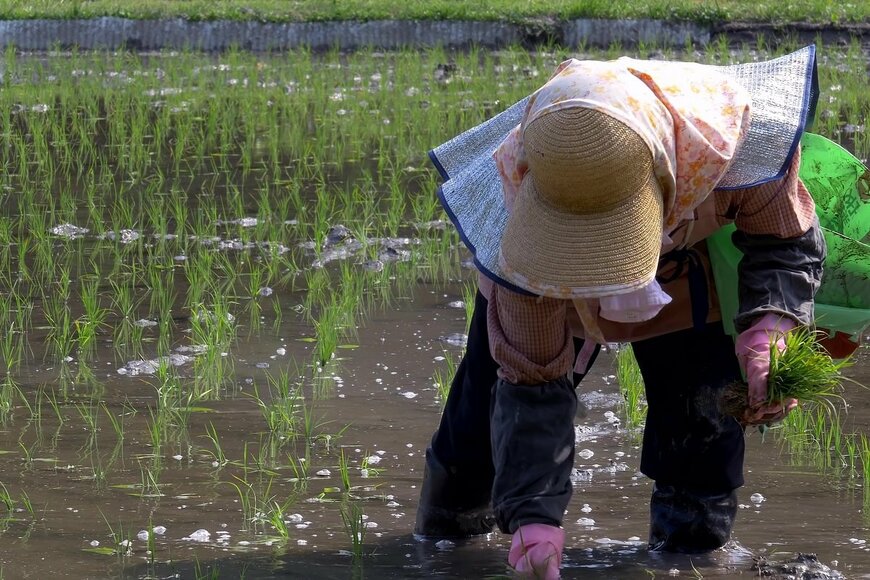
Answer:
[
  {"left": 716, "top": 45, "right": 818, "bottom": 191},
  {"left": 428, "top": 149, "right": 450, "bottom": 181},
  {"left": 434, "top": 181, "right": 535, "bottom": 296},
  {"left": 804, "top": 47, "right": 820, "bottom": 132},
  {"left": 428, "top": 47, "right": 819, "bottom": 296}
]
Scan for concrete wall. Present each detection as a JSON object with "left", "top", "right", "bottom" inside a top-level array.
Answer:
[{"left": 0, "top": 17, "right": 865, "bottom": 52}]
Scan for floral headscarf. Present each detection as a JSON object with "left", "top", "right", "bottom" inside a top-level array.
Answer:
[
  {"left": 496, "top": 57, "right": 751, "bottom": 232},
  {"left": 493, "top": 57, "right": 752, "bottom": 340}
]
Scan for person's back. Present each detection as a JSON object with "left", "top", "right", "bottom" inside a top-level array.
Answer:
[{"left": 416, "top": 47, "right": 825, "bottom": 577}]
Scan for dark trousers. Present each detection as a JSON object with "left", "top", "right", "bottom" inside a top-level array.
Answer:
[{"left": 429, "top": 290, "right": 745, "bottom": 516}]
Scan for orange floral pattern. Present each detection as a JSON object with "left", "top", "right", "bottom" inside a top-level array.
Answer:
[{"left": 493, "top": 57, "right": 752, "bottom": 235}]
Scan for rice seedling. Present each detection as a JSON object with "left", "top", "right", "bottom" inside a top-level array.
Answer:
[
  {"left": 202, "top": 422, "right": 228, "bottom": 469},
  {"left": 818, "top": 408, "right": 845, "bottom": 470},
  {"left": 615, "top": 344, "right": 647, "bottom": 433},
  {"left": 41, "top": 388, "right": 65, "bottom": 427},
  {"left": 268, "top": 291, "right": 285, "bottom": 330},
  {"left": 251, "top": 371, "right": 303, "bottom": 441},
  {"left": 721, "top": 328, "right": 855, "bottom": 421},
  {"left": 13, "top": 240, "right": 30, "bottom": 287},
  {"left": 340, "top": 500, "right": 366, "bottom": 563},
  {"left": 89, "top": 451, "right": 112, "bottom": 492},
  {"left": 92, "top": 512, "right": 134, "bottom": 558},
  {"left": 780, "top": 406, "right": 817, "bottom": 458},
  {"left": 43, "top": 270, "right": 76, "bottom": 365},
  {"left": 338, "top": 448, "right": 354, "bottom": 493},
  {"left": 192, "top": 559, "right": 221, "bottom": 580},
  {"left": 143, "top": 517, "right": 158, "bottom": 572},
  {"left": 77, "top": 271, "right": 109, "bottom": 361},
  {"left": 775, "top": 398, "right": 863, "bottom": 478},
  {"left": 137, "top": 457, "right": 164, "bottom": 499},
  {"left": 147, "top": 261, "right": 177, "bottom": 321},
  {"left": 843, "top": 434, "right": 860, "bottom": 480},
  {"left": 0, "top": 483, "right": 14, "bottom": 517},
  {"left": 226, "top": 476, "right": 258, "bottom": 531},
  {"left": 18, "top": 491, "right": 34, "bottom": 520},
  {"left": 461, "top": 282, "right": 476, "bottom": 334},
  {"left": 145, "top": 408, "right": 164, "bottom": 475},
  {"left": 226, "top": 474, "right": 277, "bottom": 533},
  {"left": 184, "top": 252, "right": 214, "bottom": 311},
  {"left": 109, "top": 276, "right": 143, "bottom": 359},
  {"left": 861, "top": 434, "right": 870, "bottom": 498},
  {"left": 0, "top": 374, "right": 17, "bottom": 425},
  {"left": 241, "top": 437, "right": 283, "bottom": 477},
  {"left": 25, "top": 388, "right": 44, "bottom": 432},
  {"left": 432, "top": 350, "right": 458, "bottom": 408},
  {"left": 265, "top": 497, "right": 296, "bottom": 542},
  {"left": 312, "top": 314, "right": 340, "bottom": 369},
  {"left": 288, "top": 451, "right": 311, "bottom": 489},
  {"left": 76, "top": 402, "right": 100, "bottom": 435},
  {"left": 243, "top": 263, "right": 270, "bottom": 334},
  {"left": 103, "top": 404, "right": 126, "bottom": 445},
  {"left": 154, "top": 367, "right": 209, "bottom": 446},
  {"left": 17, "top": 440, "right": 35, "bottom": 471},
  {"left": 189, "top": 300, "right": 238, "bottom": 396}
]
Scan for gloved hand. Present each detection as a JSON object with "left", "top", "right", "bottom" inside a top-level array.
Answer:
[
  {"left": 735, "top": 313, "right": 799, "bottom": 425},
  {"left": 508, "top": 523, "right": 564, "bottom": 579}
]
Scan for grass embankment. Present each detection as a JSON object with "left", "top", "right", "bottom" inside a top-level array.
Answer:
[{"left": 2, "top": 0, "right": 869, "bottom": 24}]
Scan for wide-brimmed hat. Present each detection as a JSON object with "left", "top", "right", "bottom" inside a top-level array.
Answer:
[
  {"left": 499, "top": 107, "right": 664, "bottom": 296},
  {"left": 430, "top": 46, "right": 818, "bottom": 296}
]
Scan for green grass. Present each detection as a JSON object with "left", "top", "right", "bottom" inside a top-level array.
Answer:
[{"left": 1, "top": 0, "right": 869, "bottom": 24}]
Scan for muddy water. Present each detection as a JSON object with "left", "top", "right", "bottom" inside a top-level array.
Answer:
[
  {"left": 0, "top": 47, "right": 867, "bottom": 579},
  {"left": 0, "top": 279, "right": 867, "bottom": 579}
]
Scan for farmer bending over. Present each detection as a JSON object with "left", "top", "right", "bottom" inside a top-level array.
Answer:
[{"left": 416, "top": 48, "right": 825, "bottom": 577}]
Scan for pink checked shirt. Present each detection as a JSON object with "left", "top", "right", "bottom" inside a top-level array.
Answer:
[{"left": 482, "top": 149, "right": 817, "bottom": 384}]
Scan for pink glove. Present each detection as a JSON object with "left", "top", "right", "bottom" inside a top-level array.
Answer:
[
  {"left": 735, "top": 313, "right": 799, "bottom": 425},
  {"left": 508, "top": 524, "right": 564, "bottom": 579}
]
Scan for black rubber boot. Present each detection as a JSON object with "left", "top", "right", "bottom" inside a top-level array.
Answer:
[
  {"left": 491, "top": 376, "right": 577, "bottom": 534},
  {"left": 648, "top": 484, "right": 738, "bottom": 553},
  {"left": 414, "top": 447, "right": 496, "bottom": 538}
]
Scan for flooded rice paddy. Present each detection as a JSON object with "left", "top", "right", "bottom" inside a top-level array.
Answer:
[{"left": 0, "top": 41, "right": 867, "bottom": 578}]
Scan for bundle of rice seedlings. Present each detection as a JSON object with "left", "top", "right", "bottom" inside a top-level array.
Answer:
[{"left": 720, "top": 327, "right": 854, "bottom": 421}]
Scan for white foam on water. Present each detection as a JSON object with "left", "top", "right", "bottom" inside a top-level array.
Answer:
[
  {"left": 435, "top": 539, "right": 455, "bottom": 550},
  {"left": 181, "top": 528, "right": 211, "bottom": 542},
  {"left": 51, "top": 223, "right": 90, "bottom": 239}
]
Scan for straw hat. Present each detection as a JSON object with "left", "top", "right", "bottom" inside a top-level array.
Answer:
[
  {"left": 499, "top": 107, "right": 664, "bottom": 296},
  {"left": 431, "top": 46, "right": 818, "bottom": 296}
]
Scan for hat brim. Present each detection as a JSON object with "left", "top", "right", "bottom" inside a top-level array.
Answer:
[
  {"left": 498, "top": 173, "right": 663, "bottom": 298},
  {"left": 431, "top": 46, "right": 817, "bottom": 296}
]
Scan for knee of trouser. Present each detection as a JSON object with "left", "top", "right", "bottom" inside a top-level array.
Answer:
[{"left": 490, "top": 377, "right": 577, "bottom": 534}]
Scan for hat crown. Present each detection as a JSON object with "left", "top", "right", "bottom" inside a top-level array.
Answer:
[{"left": 524, "top": 108, "right": 656, "bottom": 215}]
